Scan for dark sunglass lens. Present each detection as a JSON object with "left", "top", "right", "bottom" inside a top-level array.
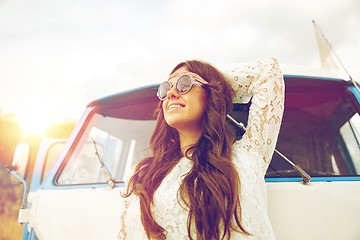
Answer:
[
  {"left": 158, "top": 82, "right": 171, "bottom": 99},
  {"left": 177, "top": 75, "right": 192, "bottom": 93}
]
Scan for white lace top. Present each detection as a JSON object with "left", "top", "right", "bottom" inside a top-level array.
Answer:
[{"left": 118, "top": 57, "right": 285, "bottom": 240}]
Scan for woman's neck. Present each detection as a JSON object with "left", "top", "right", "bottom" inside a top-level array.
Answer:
[{"left": 178, "top": 128, "right": 202, "bottom": 156}]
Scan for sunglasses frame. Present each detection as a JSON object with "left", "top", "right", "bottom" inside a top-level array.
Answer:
[{"left": 157, "top": 74, "right": 204, "bottom": 101}]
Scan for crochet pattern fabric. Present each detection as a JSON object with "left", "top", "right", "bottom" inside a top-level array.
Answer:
[{"left": 118, "top": 57, "right": 285, "bottom": 240}]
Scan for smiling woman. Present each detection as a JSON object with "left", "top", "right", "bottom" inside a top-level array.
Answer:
[{"left": 119, "top": 58, "right": 284, "bottom": 240}]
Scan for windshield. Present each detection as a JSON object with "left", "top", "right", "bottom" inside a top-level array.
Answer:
[{"left": 57, "top": 107, "right": 156, "bottom": 185}]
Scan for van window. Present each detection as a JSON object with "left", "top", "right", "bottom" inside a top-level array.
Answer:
[
  {"left": 42, "top": 142, "right": 65, "bottom": 182},
  {"left": 266, "top": 86, "right": 360, "bottom": 178},
  {"left": 339, "top": 113, "right": 360, "bottom": 174},
  {"left": 56, "top": 103, "right": 156, "bottom": 185}
]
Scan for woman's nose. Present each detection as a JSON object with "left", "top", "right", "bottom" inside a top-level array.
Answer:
[{"left": 166, "top": 85, "right": 179, "bottom": 99}]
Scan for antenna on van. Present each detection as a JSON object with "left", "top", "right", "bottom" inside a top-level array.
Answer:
[
  {"left": 313, "top": 20, "right": 352, "bottom": 79},
  {"left": 227, "top": 114, "right": 311, "bottom": 185},
  {"left": 313, "top": 20, "right": 360, "bottom": 93}
]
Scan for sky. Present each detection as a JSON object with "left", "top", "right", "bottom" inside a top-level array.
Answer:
[{"left": 0, "top": 0, "right": 359, "bottom": 133}]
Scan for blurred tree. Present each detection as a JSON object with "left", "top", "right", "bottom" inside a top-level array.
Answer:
[
  {"left": 0, "top": 111, "right": 76, "bottom": 240},
  {"left": 0, "top": 112, "right": 24, "bottom": 240},
  {"left": 0, "top": 113, "right": 24, "bottom": 166},
  {"left": 44, "top": 119, "right": 76, "bottom": 138}
]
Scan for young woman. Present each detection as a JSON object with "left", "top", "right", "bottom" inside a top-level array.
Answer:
[{"left": 118, "top": 57, "right": 284, "bottom": 240}]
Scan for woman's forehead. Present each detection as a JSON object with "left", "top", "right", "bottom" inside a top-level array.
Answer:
[{"left": 168, "top": 68, "right": 189, "bottom": 80}]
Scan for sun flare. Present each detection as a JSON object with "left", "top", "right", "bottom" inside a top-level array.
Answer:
[{"left": 16, "top": 110, "right": 53, "bottom": 136}]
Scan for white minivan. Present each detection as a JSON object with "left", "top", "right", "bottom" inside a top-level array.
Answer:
[{"left": 11, "top": 65, "right": 360, "bottom": 240}]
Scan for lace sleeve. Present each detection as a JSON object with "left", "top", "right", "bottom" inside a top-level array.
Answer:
[
  {"left": 223, "top": 57, "right": 285, "bottom": 174},
  {"left": 118, "top": 168, "right": 135, "bottom": 240}
]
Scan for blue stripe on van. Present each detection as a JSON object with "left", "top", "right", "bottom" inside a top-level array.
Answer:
[{"left": 266, "top": 176, "right": 360, "bottom": 182}]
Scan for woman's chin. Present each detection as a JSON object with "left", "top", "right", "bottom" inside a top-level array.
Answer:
[{"left": 165, "top": 117, "right": 184, "bottom": 130}]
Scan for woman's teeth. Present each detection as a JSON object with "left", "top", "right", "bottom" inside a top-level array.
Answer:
[{"left": 168, "top": 104, "right": 183, "bottom": 110}]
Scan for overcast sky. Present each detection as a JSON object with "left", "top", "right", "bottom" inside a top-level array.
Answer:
[{"left": 0, "top": 0, "right": 359, "bottom": 126}]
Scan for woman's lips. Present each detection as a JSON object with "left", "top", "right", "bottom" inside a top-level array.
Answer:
[{"left": 167, "top": 103, "right": 185, "bottom": 112}]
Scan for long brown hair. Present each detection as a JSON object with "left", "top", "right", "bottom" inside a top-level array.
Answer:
[{"left": 123, "top": 60, "right": 249, "bottom": 239}]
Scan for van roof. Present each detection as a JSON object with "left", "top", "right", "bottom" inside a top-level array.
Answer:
[{"left": 89, "top": 76, "right": 352, "bottom": 109}]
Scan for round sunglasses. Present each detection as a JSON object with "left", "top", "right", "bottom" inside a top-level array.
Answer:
[{"left": 157, "top": 74, "right": 204, "bottom": 101}]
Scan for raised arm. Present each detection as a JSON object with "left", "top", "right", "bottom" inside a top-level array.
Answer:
[{"left": 223, "top": 57, "right": 285, "bottom": 174}]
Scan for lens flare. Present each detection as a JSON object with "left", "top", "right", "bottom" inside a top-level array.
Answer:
[{"left": 16, "top": 109, "right": 53, "bottom": 136}]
